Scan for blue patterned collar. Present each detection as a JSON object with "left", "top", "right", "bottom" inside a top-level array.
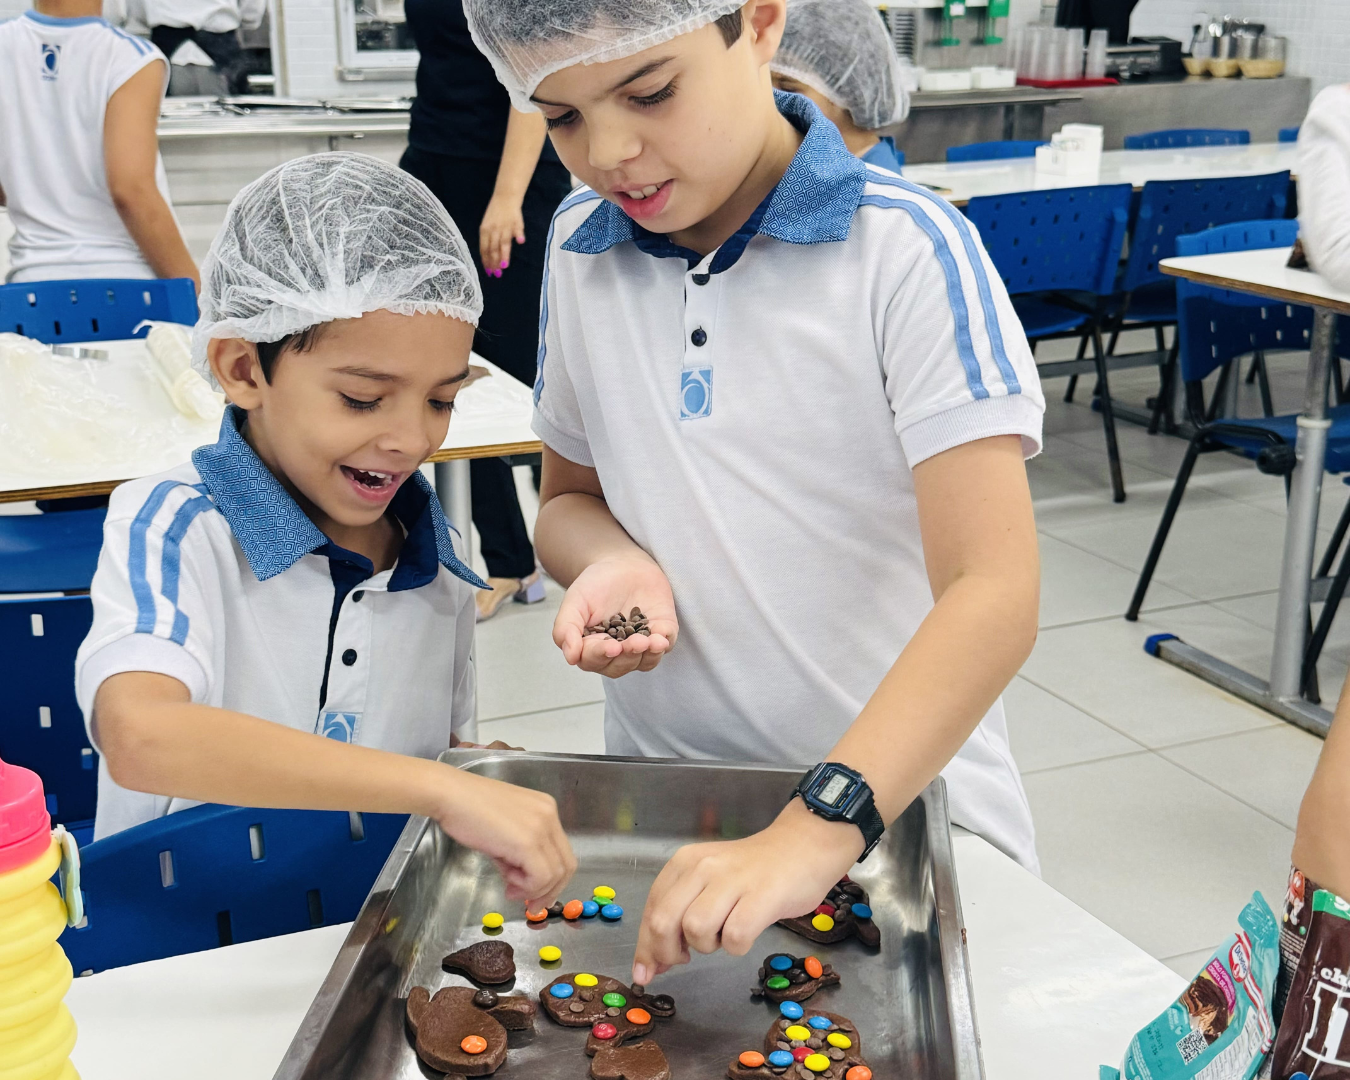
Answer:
[
  {"left": 192, "top": 406, "right": 485, "bottom": 590},
  {"left": 562, "top": 91, "right": 867, "bottom": 265}
]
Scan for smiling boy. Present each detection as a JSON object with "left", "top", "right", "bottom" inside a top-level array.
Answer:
[
  {"left": 75, "top": 153, "right": 574, "bottom": 908},
  {"left": 465, "top": 0, "right": 1043, "bottom": 980}
]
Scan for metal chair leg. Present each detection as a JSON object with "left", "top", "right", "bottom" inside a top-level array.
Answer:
[
  {"left": 1148, "top": 338, "right": 1180, "bottom": 435},
  {"left": 1063, "top": 334, "right": 1088, "bottom": 402},
  {"left": 1127, "top": 435, "right": 1203, "bottom": 619},
  {"left": 1245, "top": 356, "right": 1259, "bottom": 384},
  {"left": 1253, "top": 351, "right": 1275, "bottom": 417},
  {"left": 1091, "top": 326, "right": 1126, "bottom": 503}
]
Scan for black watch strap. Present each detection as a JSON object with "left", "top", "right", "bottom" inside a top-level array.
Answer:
[{"left": 855, "top": 800, "right": 885, "bottom": 861}]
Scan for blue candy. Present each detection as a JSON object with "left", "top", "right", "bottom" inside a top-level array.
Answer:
[
  {"left": 580, "top": 900, "right": 600, "bottom": 918},
  {"left": 768, "top": 1051, "right": 794, "bottom": 1068},
  {"left": 550, "top": 983, "right": 574, "bottom": 999},
  {"left": 600, "top": 903, "right": 624, "bottom": 920},
  {"left": 851, "top": 903, "right": 872, "bottom": 920},
  {"left": 806, "top": 1016, "right": 832, "bottom": 1030},
  {"left": 768, "top": 955, "right": 794, "bottom": 972},
  {"left": 779, "top": 1001, "right": 804, "bottom": 1020}
]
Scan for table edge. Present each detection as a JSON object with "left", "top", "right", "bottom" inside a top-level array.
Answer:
[{"left": 1159, "top": 261, "right": 1350, "bottom": 316}]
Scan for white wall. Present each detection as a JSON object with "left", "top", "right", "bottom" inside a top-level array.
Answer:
[
  {"left": 272, "top": 0, "right": 411, "bottom": 99},
  {"left": 1132, "top": 0, "right": 1350, "bottom": 96}
]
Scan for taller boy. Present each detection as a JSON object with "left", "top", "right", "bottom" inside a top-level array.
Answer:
[{"left": 467, "top": 0, "right": 1045, "bottom": 979}]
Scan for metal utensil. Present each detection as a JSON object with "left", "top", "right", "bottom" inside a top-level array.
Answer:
[
  {"left": 51, "top": 345, "right": 108, "bottom": 360},
  {"left": 273, "top": 751, "right": 984, "bottom": 1080}
]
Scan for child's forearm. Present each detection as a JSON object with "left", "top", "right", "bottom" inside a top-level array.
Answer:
[
  {"left": 535, "top": 490, "right": 654, "bottom": 588},
  {"left": 1293, "top": 698, "right": 1350, "bottom": 898},
  {"left": 111, "top": 186, "right": 199, "bottom": 288}
]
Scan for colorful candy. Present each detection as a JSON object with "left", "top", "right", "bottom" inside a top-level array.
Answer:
[
  {"left": 826, "top": 1033, "right": 852, "bottom": 1050},
  {"left": 845, "top": 1068, "right": 872, "bottom": 1080},
  {"left": 460, "top": 1035, "right": 488, "bottom": 1054},
  {"left": 602, "top": 992, "right": 627, "bottom": 1008},
  {"left": 563, "top": 899, "right": 585, "bottom": 920},
  {"left": 581, "top": 900, "right": 600, "bottom": 918},
  {"left": 593, "top": 885, "right": 617, "bottom": 900},
  {"left": 600, "top": 903, "right": 624, "bottom": 920},
  {"left": 803, "top": 1054, "right": 831, "bottom": 1073},
  {"left": 779, "top": 1001, "right": 804, "bottom": 1020},
  {"left": 592, "top": 1022, "right": 618, "bottom": 1040},
  {"left": 549, "top": 983, "right": 574, "bottom": 999},
  {"left": 626, "top": 1008, "right": 651, "bottom": 1025},
  {"left": 574, "top": 973, "right": 599, "bottom": 987},
  {"left": 803, "top": 956, "right": 823, "bottom": 979},
  {"left": 783, "top": 1025, "right": 811, "bottom": 1042},
  {"left": 538, "top": 945, "right": 561, "bottom": 962},
  {"left": 768, "top": 954, "right": 794, "bottom": 972},
  {"left": 810, "top": 913, "right": 835, "bottom": 933},
  {"left": 739, "top": 1051, "right": 766, "bottom": 1068},
  {"left": 814, "top": 904, "right": 835, "bottom": 917},
  {"left": 765, "top": 976, "right": 791, "bottom": 990},
  {"left": 526, "top": 907, "right": 549, "bottom": 923},
  {"left": 791, "top": 1047, "right": 811, "bottom": 1062},
  {"left": 481, "top": 912, "right": 504, "bottom": 929},
  {"left": 851, "top": 903, "right": 873, "bottom": 920},
  {"left": 806, "top": 1016, "right": 832, "bottom": 1030},
  {"left": 768, "top": 1051, "right": 794, "bottom": 1068}
]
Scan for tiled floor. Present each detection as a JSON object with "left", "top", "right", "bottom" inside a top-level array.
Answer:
[{"left": 471, "top": 329, "right": 1335, "bottom": 980}]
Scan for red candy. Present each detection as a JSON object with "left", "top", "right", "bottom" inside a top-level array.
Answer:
[
  {"left": 792, "top": 1047, "right": 811, "bottom": 1062},
  {"left": 814, "top": 904, "right": 835, "bottom": 917},
  {"left": 592, "top": 1022, "right": 618, "bottom": 1041}
]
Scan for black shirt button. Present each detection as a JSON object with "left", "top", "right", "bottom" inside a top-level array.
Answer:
[
  {"left": 341, "top": 649, "right": 358, "bottom": 666},
  {"left": 351, "top": 590, "right": 364, "bottom": 603},
  {"left": 691, "top": 328, "right": 707, "bottom": 347},
  {"left": 692, "top": 273, "right": 710, "bottom": 285}
]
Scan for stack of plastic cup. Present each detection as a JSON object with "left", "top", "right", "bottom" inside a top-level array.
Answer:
[
  {"left": 1062, "top": 27, "right": 1085, "bottom": 80},
  {"left": 1085, "top": 28, "right": 1109, "bottom": 79}
]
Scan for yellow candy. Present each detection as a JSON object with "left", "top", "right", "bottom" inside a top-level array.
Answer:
[
  {"left": 593, "top": 885, "right": 616, "bottom": 900},
  {"left": 804, "top": 1054, "right": 831, "bottom": 1073},
  {"left": 574, "top": 973, "right": 599, "bottom": 987},
  {"left": 811, "top": 913, "right": 835, "bottom": 933},
  {"left": 539, "top": 945, "right": 562, "bottom": 962},
  {"left": 481, "top": 912, "right": 504, "bottom": 929},
  {"left": 827, "top": 1033, "right": 852, "bottom": 1050},
  {"left": 783, "top": 1025, "right": 812, "bottom": 1042}
]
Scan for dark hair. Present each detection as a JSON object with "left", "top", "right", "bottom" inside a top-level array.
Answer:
[
  {"left": 714, "top": 9, "right": 743, "bottom": 46},
  {"left": 253, "top": 324, "right": 325, "bottom": 382}
]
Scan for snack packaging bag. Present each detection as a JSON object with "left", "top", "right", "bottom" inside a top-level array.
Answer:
[
  {"left": 1269, "top": 889, "right": 1350, "bottom": 1078},
  {"left": 1101, "top": 893, "right": 1279, "bottom": 1080}
]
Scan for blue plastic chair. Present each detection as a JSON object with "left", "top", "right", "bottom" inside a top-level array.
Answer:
[
  {"left": 946, "top": 139, "right": 1047, "bottom": 163},
  {"left": 966, "top": 183, "right": 1134, "bottom": 501},
  {"left": 1126, "top": 220, "right": 1350, "bottom": 625},
  {"left": 0, "top": 277, "right": 196, "bottom": 342},
  {"left": 1123, "top": 128, "right": 1251, "bottom": 150},
  {"left": 60, "top": 803, "right": 410, "bottom": 973},
  {"left": 0, "top": 596, "right": 98, "bottom": 841},
  {"left": 0, "top": 507, "right": 106, "bottom": 593},
  {"left": 1279, "top": 127, "right": 1300, "bottom": 143}
]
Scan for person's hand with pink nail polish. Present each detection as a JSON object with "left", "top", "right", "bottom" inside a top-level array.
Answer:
[{"left": 480, "top": 191, "right": 526, "bottom": 278}]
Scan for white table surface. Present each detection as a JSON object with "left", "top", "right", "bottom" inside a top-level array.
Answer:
[
  {"left": 902, "top": 142, "right": 1299, "bottom": 206},
  {"left": 64, "top": 833, "right": 1183, "bottom": 1080},
  {"left": 1160, "top": 246, "right": 1350, "bottom": 316},
  {"left": 0, "top": 342, "right": 539, "bottom": 501}
]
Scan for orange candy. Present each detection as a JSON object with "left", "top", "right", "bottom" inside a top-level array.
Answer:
[
  {"left": 525, "top": 907, "right": 549, "bottom": 922},
  {"left": 563, "top": 899, "right": 585, "bottom": 920},
  {"left": 845, "top": 1068, "right": 872, "bottom": 1080},
  {"left": 625, "top": 1008, "right": 652, "bottom": 1025},
  {"left": 803, "top": 956, "right": 824, "bottom": 980},
  {"left": 739, "top": 1052, "right": 766, "bottom": 1068},
  {"left": 461, "top": 1036, "right": 488, "bottom": 1055}
]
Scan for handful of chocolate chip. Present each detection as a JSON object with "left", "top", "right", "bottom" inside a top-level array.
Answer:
[{"left": 585, "top": 608, "right": 651, "bottom": 641}]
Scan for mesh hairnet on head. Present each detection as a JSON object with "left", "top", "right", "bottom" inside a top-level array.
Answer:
[
  {"left": 464, "top": 0, "right": 747, "bottom": 112},
  {"left": 191, "top": 151, "right": 483, "bottom": 373},
  {"left": 772, "top": 0, "right": 909, "bottom": 130}
]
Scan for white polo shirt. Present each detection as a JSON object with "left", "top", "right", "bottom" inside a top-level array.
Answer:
[
  {"left": 76, "top": 406, "right": 484, "bottom": 840},
  {"left": 533, "top": 92, "right": 1046, "bottom": 870},
  {"left": 0, "top": 11, "right": 173, "bottom": 282}
]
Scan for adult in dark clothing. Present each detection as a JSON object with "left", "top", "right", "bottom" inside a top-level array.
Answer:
[{"left": 401, "top": 0, "right": 573, "bottom": 620}]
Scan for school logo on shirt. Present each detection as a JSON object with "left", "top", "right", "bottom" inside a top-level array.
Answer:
[
  {"left": 317, "top": 711, "right": 361, "bottom": 743},
  {"left": 40, "top": 43, "right": 60, "bottom": 80},
  {"left": 680, "top": 368, "right": 713, "bottom": 420}
]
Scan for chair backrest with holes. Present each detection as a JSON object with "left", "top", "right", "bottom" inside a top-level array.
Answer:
[
  {"left": 946, "top": 139, "right": 1047, "bottom": 163},
  {"left": 0, "top": 278, "right": 196, "bottom": 343},
  {"left": 59, "top": 803, "right": 410, "bottom": 973},
  {"left": 1123, "top": 128, "right": 1251, "bottom": 150},
  {"left": 0, "top": 596, "right": 98, "bottom": 832},
  {"left": 1121, "top": 171, "right": 1290, "bottom": 294},
  {"left": 1279, "top": 127, "right": 1300, "bottom": 143},
  {"left": 964, "top": 183, "right": 1133, "bottom": 298}
]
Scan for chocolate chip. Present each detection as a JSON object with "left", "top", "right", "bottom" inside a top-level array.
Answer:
[
  {"left": 776, "top": 1041, "right": 791, "bottom": 1051},
  {"left": 569, "top": 1001, "right": 586, "bottom": 1013},
  {"left": 631, "top": 983, "right": 645, "bottom": 997},
  {"left": 638, "top": 628, "right": 651, "bottom": 636},
  {"left": 472, "top": 989, "right": 499, "bottom": 1008},
  {"left": 580, "top": 990, "right": 595, "bottom": 1001},
  {"left": 607, "top": 1007, "right": 621, "bottom": 1017},
  {"left": 797, "top": 1066, "right": 813, "bottom": 1079},
  {"left": 828, "top": 1049, "right": 845, "bottom": 1061},
  {"left": 807, "top": 1038, "right": 823, "bottom": 1049}
]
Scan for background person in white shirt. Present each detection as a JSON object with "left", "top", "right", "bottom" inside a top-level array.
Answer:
[
  {"left": 1298, "top": 83, "right": 1350, "bottom": 294},
  {"left": 0, "top": 0, "right": 197, "bottom": 285},
  {"left": 134, "top": 0, "right": 264, "bottom": 95}
]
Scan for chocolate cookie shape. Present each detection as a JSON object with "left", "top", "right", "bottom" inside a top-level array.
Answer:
[
  {"left": 591, "top": 1040, "right": 672, "bottom": 1080},
  {"left": 727, "top": 1010, "right": 869, "bottom": 1080},
  {"left": 750, "top": 953, "right": 840, "bottom": 1003},
  {"left": 777, "top": 878, "right": 880, "bottom": 949},
  {"left": 405, "top": 986, "right": 536, "bottom": 1076},
  {"left": 585, "top": 1004, "right": 659, "bottom": 1054},
  {"left": 539, "top": 973, "right": 676, "bottom": 1029},
  {"left": 442, "top": 940, "right": 517, "bottom": 985}
]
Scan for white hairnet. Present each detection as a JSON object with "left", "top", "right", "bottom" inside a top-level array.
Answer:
[
  {"left": 191, "top": 152, "right": 483, "bottom": 373},
  {"left": 464, "top": 0, "right": 746, "bottom": 112},
  {"left": 772, "top": 0, "right": 909, "bottom": 130}
]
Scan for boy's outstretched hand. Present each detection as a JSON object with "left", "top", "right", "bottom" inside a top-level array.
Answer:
[
  {"left": 554, "top": 554, "right": 679, "bottom": 678},
  {"left": 432, "top": 767, "right": 577, "bottom": 913},
  {"left": 631, "top": 799, "right": 864, "bottom": 985}
]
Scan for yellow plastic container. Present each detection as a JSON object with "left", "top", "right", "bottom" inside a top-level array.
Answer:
[{"left": 0, "top": 758, "right": 78, "bottom": 1080}]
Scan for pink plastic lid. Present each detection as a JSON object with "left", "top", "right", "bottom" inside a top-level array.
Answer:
[{"left": 0, "top": 757, "right": 52, "bottom": 873}]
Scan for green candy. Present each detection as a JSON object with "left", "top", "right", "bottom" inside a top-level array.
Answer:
[
  {"left": 602, "top": 992, "right": 627, "bottom": 1008},
  {"left": 765, "top": 976, "right": 791, "bottom": 990}
]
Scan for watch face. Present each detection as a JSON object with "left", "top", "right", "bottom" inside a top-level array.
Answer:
[{"left": 818, "top": 772, "right": 851, "bottom": 808}]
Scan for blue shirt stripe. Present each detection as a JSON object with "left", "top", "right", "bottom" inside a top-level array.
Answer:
[
  {"left": 859, "top": 194, "right": 989, "bottom": 400},
  {"left": 128, "top": 480, "right": 189, "bottom": 634},
  {"left": 535, "top": 187, "right": 603, "bottom": 406},
  {"left": 109, "top": 25, "right": 151, "bottom": 54},
  {"left": 159, "top": 495, "right": 218, "bottom": 646},
  {"left": 865, "top": 171, "right": 1021, "bottom": 395}
]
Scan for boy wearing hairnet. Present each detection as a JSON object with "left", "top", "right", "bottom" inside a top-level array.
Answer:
[
  {"left": 73, "top": 153, "right": 575, "bottom": 910},
  {"left": 770, "top": 0, "right": 909, "bottom": 172},
  {"left": 466, "top": 0, "right": 1045, "bottom": 983}
]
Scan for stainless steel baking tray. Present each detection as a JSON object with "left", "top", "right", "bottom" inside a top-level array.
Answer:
[{"left": 274, "top": 752, "right": 983, "bottom": 1080}]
